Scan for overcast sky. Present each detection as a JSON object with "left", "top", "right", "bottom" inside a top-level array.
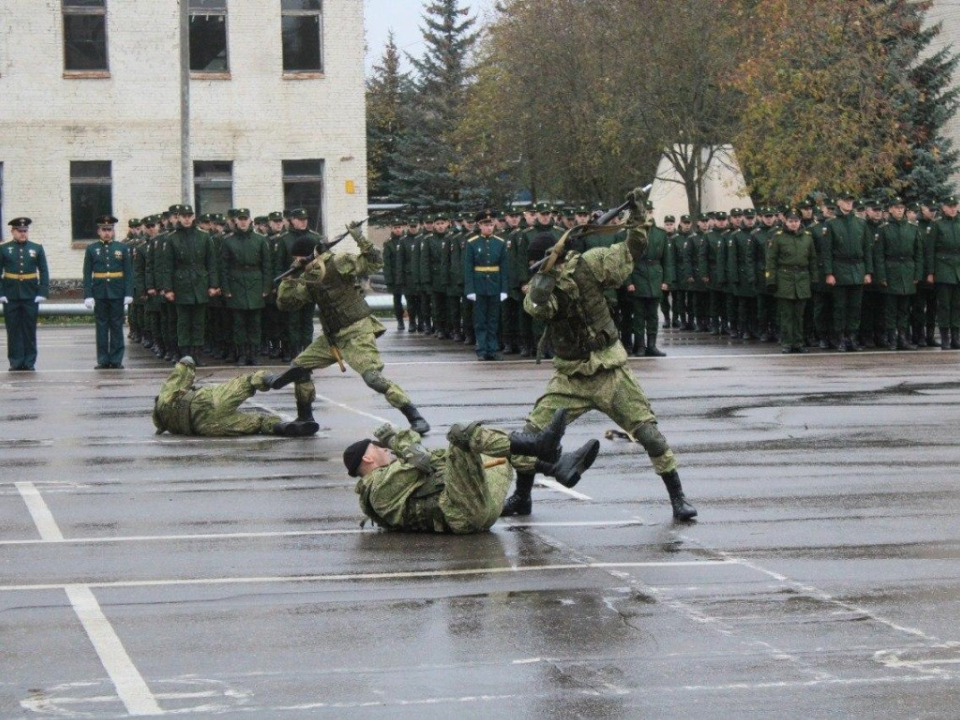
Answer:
[{"left": 364, "top": 0, "right": 492, "bottom": 74}]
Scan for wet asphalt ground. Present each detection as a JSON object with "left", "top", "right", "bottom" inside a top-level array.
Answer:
[{"left": 1, "top": 322, "right": 959, "bottom": 718}]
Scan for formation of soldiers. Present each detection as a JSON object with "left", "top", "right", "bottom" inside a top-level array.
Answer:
[
  {"left": 121, "top": 205, "right": 324, "bottom": 366},
  {"left": 377, "top": 193, "right": 960, "bottom": 357}
]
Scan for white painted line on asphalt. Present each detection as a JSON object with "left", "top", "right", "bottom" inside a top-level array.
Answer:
[
  {"left": 0, "top": 519, "right": 644, "bottom": 546},
  {"left": 682, "top": 536, "right": 942, "bottom": 643},
  {"left": 314, "top": 391, "right": 391, "bottom": 424},
  {"left": 15, "top": 481, "right": 64, "bottom": 541},
  {"left": 0, "top": 559, "right": 734, "bottom": 592},
  {"left": 64, "top": 585, "right": 163, "bottom": 716},
  {"left": 536, "top": 478, "right": 592, "bottom": 500}
]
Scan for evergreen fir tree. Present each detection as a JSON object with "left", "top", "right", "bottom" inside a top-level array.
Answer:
[
  {"left": 389, "top": 0, "right": 481, "bottom": 210},
  {"left": 366, "top": 32, "right": 411, "bottom": 201}
]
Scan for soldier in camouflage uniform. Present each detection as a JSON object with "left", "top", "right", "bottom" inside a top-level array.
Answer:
[
  {"left": 501, "top": 196, "right": 698, "bottom": 522},
  {"left": 276, "top": 224, "right": 431, "bottom": 435},
  {"left": 152, "top": 356, "right": 315, "bottom": 437},
  {"left": 345, "top": 409, "right": 599, "bottom": 534}
]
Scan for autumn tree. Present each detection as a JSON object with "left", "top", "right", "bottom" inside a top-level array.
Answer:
[{"left": 730, "top": 0, "right": 914, "bottom": 203}]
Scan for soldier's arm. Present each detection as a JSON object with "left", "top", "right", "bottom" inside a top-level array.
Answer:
[
  {"left": 37, "top": 246, "right": 50, "bottom": 297},
  {"left": 913, "top": 228, "right": 924, "bottom": 283},
  {"left": 275, "top": 275, "right": 312, "bottom": 311},
  {"left": 584, "top": 242, "right": 633, "bottom": 289},
  {"left": 82, "top": 246, "right": 94, "bottom": 298},
  {"left": 765, "top": 238, "right": 778, "bottom": 289}
]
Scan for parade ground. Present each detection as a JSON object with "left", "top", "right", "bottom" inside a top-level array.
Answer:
[{"left": 1, "top": 325, "right": 959, "bottom": 718}]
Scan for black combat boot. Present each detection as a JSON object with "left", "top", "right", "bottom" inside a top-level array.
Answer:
[
  {"left": 500, "top": 472, "right": 535, "bottom": 517},
  {"left": 534, "top": 439, "right": 600, "bottom": 489},
  {"left": 940, "top": 328, "right": 950, "bottom": 350},
  {"left": 887, "top": 331, "right": 899, "bottom": 351},
  {"left": 399, "top": 404, "right": 431, "bottom": 435},
  {"left": 899, "top": 331, "right": 917, "bottom": 351},
  {"left": 519, "top": 345, "right": 531, "bottom": 358},
  {"left": 644, "top": 334, "right": 666, "bottom": 357},
  {"left": 848, "top": 336, "right": 863, "bottom": 352},
  {"left": 274, "top": 399, "right": 320, "bottom": 437},
  {"left": 951, "top": 328, "right": 960, "bottom": 350},
  {"left": 265, "top": 365, "right": 312, "bottom": 389},
  {"left": 661, "top": 470, "right": 698, "bottom": 521},
  {"left": 508, "top": 409, "right": 566, "bottom": 463},
  {"left": 247, "top": 345, "right": 258, "bottom": 366},
  {"left": 631, "top": 338, "right": 644, "bottom": 357},
  {"left": 397, "top": 317, "right": 405, "bottom": 332},
  {"left": 235, "top": 344, "right": 246, "bottom": 366},
  {"left": 926, "top": 327, "right": 939, "bottom": 347}
]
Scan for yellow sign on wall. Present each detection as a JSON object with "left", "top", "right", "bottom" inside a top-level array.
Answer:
[{"left": 345, "top": 180, "right": 356, "bottom": 195}]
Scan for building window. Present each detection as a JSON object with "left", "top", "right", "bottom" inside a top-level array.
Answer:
[
  {"left": 194, "top": 161, "right": 233, "bottom": 216},
  {"left": 70, "top": 161, "right": 112, "bottom": 242},
  {"left": 63, "top": 0, "right": 108, "bottom": 72},
  {"left": 190, "top": 0, "right": 229, "bottom": 73},
  {"left": 281, "top": 0, "right": 323, "bottom": 73},
  {"left": 283, "top": 160, "right": 324, "bottom": 232}
]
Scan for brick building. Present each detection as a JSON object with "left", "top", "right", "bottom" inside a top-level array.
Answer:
[{"left": 0, "top": 0, "right": 367, "bottom": 282}]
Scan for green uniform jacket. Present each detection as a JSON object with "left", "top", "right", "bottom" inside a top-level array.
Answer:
[
  {"left": 674, "top": 231, "right": 699, "bottom": 291},
  {"left": 729, "top": 229, "right": 762, "bottom": 298},
  {"left": 382, "top": 234, "right": 403, "bottom": 290},
  {"left": 824, "top": 212, "right": 873, "bottom": 285},
  {"left": 131, "top": 241, "right": 147, "bottom": 302},
  {"left": 447, "top": 232, "right": 466, "bottom": 294},
  {"left": 0, "top": 239, "right": 50, "bottom": 300},
  {"left": 400, "top": 232, "right": 422, "bottom": 291},
  {"left": 926, "top": 216, "right": 960, "bottom": 285},
  {"left": 161, "top": 226, "right": 219, "bottom": 304},
  {"left": 83, "top": 239, "right": 134, "bottom": 299},
  {"left": 700, "top": 230, "right": 727, "bottom": 289},
  {"left": 765, "top": 228, "right": 817, "bottom": 300},
  {"left": 873, "top": 219, "right": 922, "bottom": 295},
  {"left": 627, "top": 226, "right": 674, "bottom": 299},
  {"left": 464, "top": 234, "right": 509, "bottom": 297},
  {"left": 422, "top": 232, "right": 448, "bottom": 292},
  {"left": 221, "top": 229, "right": 271, "bottom": 310}
]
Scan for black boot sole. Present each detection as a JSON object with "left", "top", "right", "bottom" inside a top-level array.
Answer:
[{"left": 554, "top": 439, "right": 600, "bottom": 488}]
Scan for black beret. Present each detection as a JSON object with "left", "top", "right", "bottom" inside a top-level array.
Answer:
[{"left": 343, "top": 439, "right": 381, "bottom": 478}]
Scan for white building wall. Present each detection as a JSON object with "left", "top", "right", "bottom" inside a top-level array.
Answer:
[
  {"left": 927, "top": 2, "right": 960, "bottom": 190},
  {"left": 0, "top": 0, "right": 366, "bottom": 281}
]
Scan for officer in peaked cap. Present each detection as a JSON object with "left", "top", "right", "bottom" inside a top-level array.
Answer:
[
  {"left": 83, "top": 214, "right": 134, "bottom": 369},
  {"left": 2, "top": 217, "right": 49, "bottom": 370},
  {"left": 465, "top": 209, "right": 509, "bottom": 360}
]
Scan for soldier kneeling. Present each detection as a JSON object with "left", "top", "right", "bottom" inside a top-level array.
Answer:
[
  {"left": 345, "top": 409, "right": 600, "bottom": 534},
  {"left": 152, "top": 356, "right": 316, "bottom": 437}
]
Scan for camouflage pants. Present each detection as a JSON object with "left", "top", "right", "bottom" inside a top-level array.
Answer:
[
  {"left": 189, "top": 371, "right": 280, "bottom": 436},
  {"left": 292, "top": 331, "right": 411, "bottom": 410},
  {"left": 526, "top": 364, "right": 678, "bottom": 475},
  {"left": 438, "top": 425, "right": 520, "bottom": 534}
]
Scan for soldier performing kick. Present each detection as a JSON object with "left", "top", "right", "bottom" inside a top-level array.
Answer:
[
  {"left": 345, "top": 409, "right": 600, "bottom": 534},
  {"left": 275, "top": 223, "right": 431, "bottom": 436},
  {"left": 152, "top": 356, "right": 315, "bottom": 437},
  {"left": 501, "top": 191, "right": 698, "bottom": 522}
]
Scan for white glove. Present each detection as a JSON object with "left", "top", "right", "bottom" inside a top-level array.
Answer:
[
  {"left": 466, "top": 293, "right": 477, "bottom": 302},
  {"left": 84, "top": 298, "right": 95, "bottom": 309},
  {"left": 499, "top": 292, "right": 508, "bottom": 301},
  {"left": 123, "top": 296, "right": 133, "bottom": 306},
  {"left": 0, "top": 297, "right": 7, "bottom": 304},
  {"left": 35, "top": 296, "right": 46, "bottom": 304}
]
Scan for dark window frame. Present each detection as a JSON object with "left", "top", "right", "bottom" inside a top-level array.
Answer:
[
  {"left": 62, "top": 0, "right": 109, "bottom": 75},
  {"left": 193, "top": 161, "right": 234, "bottom": 217},
  {"left": 281, "top": 0, "right": 324, "bottom": 75},
  {"left": 189, "top": 0, "right": 230, "bottom": 75},
  {"left": 282, "top": 159, "right": 325, "bottom": 234},
  {"left": 70, "top": 160, "right": 113, "bottom": 244}
]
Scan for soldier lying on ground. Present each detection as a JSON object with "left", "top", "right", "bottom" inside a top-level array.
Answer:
[
  {"left": 152, "top": 357, "right": 316, "bottom": 437},
  {"left": 344, "top": 409, "right": 600, "bottom": 534}
]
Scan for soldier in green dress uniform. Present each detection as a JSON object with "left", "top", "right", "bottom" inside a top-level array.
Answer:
[
  {"left": 765, "top": 208, "right": 817, "bottom": 353},
  {"left": 221, "top": 208, "right": 271, "bottom": 365},
  {"left": 925, "top": 195, "right": 960, "bottom": 349},
  {"left": 400, "top": 217, "right": 422, "bottom": 332},
  {"left": 382, "top": 218, "right": 406, "bottom": 331},
  {"left": 874, "top": 196, "right": 923, "bottom": 350},
  {"left": 1, "top": 218, "right": 49, "bottom": 371},
  {"left": 626, "top": 213, "right": 674, "bottom": 356},
  {"left": 823, "top": 192, "right": 873, "bottom": 351},
  {"left": 160, "top": 204, "right": 219, "bottom": 362},
  {"left": 83, "top": 215, "right": 134, "bottom": 369},
  {"left": 265, "top": 211, "right": 291, "bottom": 360},
  {"left": 282, "top": 208, "right": 323, "bottom": 355}
]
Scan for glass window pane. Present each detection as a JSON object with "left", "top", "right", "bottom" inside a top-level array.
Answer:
[
  {"left": 64, "top": 0, "right": 105, "bottom": 8},
  {"left": 189, "top": 15, "right": 228, "bottom": 72},
  {"left": 283, "top": 180, "right": 323, "bottom": 233},
  {"left": 194, "top": 186, "right": 233, "bottom": 217},
  {"left": 64, "top": 15, "right": 108, "bottom": 71},
  {"left": 282, "top": 16, "right": 321, "bottom": 72},
  {"left": 71, "top": 161, "right": 111, "bottom": 179},
  {"left": 282, "top": 159, "right": 323, "bottom": 177},
  {"left": 194, "top": 161, "right": 233, "bottom": 179},
  {"left": 71, "top": 184, "right": 112, "bottom": 240},
  {"left": 281, "top": 0, "right": 321, "bottom": 11}
]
